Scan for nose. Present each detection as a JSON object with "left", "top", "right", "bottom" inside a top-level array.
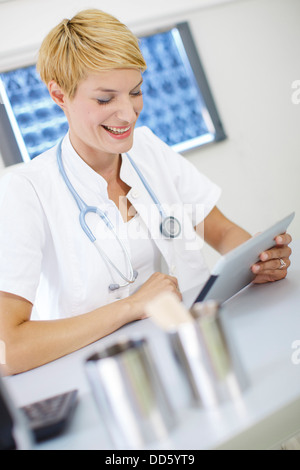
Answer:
[{"left": 115, "top": 95, "right": 142, "bottom": 124}]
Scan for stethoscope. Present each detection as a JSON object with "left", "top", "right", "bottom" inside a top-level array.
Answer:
[{"left": 56, "top": 138, "right": 181, "bottom": 291}]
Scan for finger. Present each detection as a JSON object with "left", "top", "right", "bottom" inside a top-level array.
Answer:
[
  {"left": 168, "top": 275, "right": 179, "bottom": 285},
  {"left": 168, "top": 276, "right": 182, "bottom": 299},
  {"left": 252, "top": 257, "right": 291, "bottom": 274},
  {"left": 275, "top": 232, "right": 292, "bottom": 246},
  {"left": 151, "top": 272, "right": 178, "bottom": 286},
  {"left": 164, "top": 278, "right": 182, "bottom": 300},
  {"left": 161, "top": 274, "right": 180, "bottom": 292},
  {"left": 259, "top": 245, "right": 292, "bottom": 262}
]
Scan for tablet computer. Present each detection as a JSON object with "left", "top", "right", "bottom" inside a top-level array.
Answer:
[{"left": 191, "top": 212, "right": 295, "bottom": 305}]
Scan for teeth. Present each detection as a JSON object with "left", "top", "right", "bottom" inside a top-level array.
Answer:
[{"left": 104, "top": 126, "right": 130, "bottom": 134}]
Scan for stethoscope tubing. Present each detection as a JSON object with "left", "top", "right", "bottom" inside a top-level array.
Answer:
[
  {"left": 57, "top": 139, "right": 136, "bottom": 288},
  {"left": 125, "top": 152, "right": 167, "bottom": 219},
  {"left": 56, "top": 137, "right": 181, "bottom": 288},
  {"left": 125, "top": 152, "right": 181, "bottom": 238}
]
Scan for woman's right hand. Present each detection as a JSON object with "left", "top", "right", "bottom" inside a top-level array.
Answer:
[{"left": 129, "top": 272, "right": 182, "bottom": 319}]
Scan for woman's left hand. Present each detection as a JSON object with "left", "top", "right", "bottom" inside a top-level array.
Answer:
[{"left": 252, "top": 233, "right": 292, "bottom": 283}]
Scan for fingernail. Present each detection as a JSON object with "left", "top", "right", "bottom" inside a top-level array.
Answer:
[
  {"left": 253, "top": 265, "right": 260, "bottom": 273},
  {"left": 260, "top": 252, "right": 268, "bottom": 261},
  {"left": 277, "top": 236, "right": 283, "bottom": 244}
]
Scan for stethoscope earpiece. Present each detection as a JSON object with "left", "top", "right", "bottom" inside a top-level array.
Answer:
[
  {"left": 109, "top": 270, "right": 138, "bottom": 292},
  {"left": 108, "top": 284, "right": 120, "bottom": 292}
]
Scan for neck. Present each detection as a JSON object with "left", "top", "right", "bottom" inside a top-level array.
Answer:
[{"left": 69, "top": 132, "right": 121, "bottom": 184}]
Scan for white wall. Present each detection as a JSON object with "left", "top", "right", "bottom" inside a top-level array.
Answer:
[{"left": 0, "top": 0, "right": 299, "bottom": 266}]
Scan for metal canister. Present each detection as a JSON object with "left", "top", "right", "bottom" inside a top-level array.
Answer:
[
  {"left": 169, "top": 301, "right": 247, "bottom": 407},
  {"left": 85, "top": 337, "right": 176, "bottom": 449}
]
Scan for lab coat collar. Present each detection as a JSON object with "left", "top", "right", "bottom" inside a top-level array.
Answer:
[
  {"left": 119, "top": 151, "right": 144, "bottom": 189},
  {"left": 61, "top": 134, "right": 143, "bottom": 202},
  {"left": 120, "top": 151, "right": 157, "bottom": 219},
  {"left": 60, "top": 135, "right": 162, "bottom": 239},
  {"left": 60, "top": 134, "right": 165, "bottom": 243},
  {"left": 61, "top": 133, "right": 109, "bottom": 199}
]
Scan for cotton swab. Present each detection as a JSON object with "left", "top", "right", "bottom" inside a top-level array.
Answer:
[{"left": 144, "top": 292, "right": 194, "bottom": 331}]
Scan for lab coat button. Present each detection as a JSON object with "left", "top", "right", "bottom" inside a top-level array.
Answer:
[
  {"left": 170, "top": 265, "right": 177, "bottom": 275},
  {"left": 131, "top": 189, "right": 140, "bottom": 199}
]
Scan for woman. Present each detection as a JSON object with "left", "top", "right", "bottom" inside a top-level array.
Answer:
[{"left": 0, "top": 9, "right": 292, "bottom": 375}]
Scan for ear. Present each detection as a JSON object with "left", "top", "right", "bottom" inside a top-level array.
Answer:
[{"left": 48, "top": 80, "right": 67, "bottom": 109}]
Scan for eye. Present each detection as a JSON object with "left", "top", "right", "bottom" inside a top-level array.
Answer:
[
  {"left": 131, "top": 89, "right": 143, "bottom": 97},
  {"left": 97, "top": 98, "right": 112, "bottom": 105}
]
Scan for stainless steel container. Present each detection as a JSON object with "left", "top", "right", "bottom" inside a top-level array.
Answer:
[
  {"left": 169, "top": 301, "right": 247, "bottom": 407},
  {"left": 85, "top": 337, "right": 176, "bottom": 449}
]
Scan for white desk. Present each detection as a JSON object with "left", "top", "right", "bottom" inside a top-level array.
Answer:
[{"left": 4, "top": 241, "right": 300, "bottom": 450}]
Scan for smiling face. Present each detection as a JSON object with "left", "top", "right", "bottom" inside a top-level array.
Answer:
[{"left": 49, "top": 68, "right": 144, "bottom": 169}]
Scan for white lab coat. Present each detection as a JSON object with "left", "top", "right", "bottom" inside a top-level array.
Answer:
[{"left": 0, "top": 127, "right": 221, "bottom": 320}]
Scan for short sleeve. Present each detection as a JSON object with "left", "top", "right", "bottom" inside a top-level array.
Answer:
[{"left": 0, "top": 173, "right": 45, "bottom": 303}]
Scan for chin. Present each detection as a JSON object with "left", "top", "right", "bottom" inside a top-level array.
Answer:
[{"left": 111, "top": 135, "right": 135, "bottom": 154}]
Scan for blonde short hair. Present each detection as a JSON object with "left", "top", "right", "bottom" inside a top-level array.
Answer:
[{"left": 37, "top": 9, "right": 147, "bottom": 98}]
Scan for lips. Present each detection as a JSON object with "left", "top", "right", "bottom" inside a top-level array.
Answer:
[{"left": 102, "top": 125, "right": 132, "bottom": 139}]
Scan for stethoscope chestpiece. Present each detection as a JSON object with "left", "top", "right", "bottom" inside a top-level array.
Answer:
[{"left": 160, "top": 216, "right": 181, "bottom": 239}]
